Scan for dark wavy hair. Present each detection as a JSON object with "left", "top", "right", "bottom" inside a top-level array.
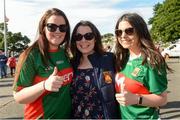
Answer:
[
  {"left": 70, "top": 20, "right": 104, "bottom": 59},
  {"left": 114, "top": 13, "right": 172, "bottom": 72}
]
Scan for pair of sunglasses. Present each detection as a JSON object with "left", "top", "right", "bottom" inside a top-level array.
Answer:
[
  {"left": 46, "top": 23, "right": 67, "bottom": 32},
  {"left": 73, "top": 32, "right": 94, "bottom": 41},
  {"left": 115, "top": 27, "right": 134, "bottom": 37}
]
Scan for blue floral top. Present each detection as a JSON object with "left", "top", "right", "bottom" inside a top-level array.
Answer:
[{"left": 71, "top": 68, "right": 104, "bottom": 119}]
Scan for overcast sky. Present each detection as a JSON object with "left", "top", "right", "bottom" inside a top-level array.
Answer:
[{"left": 0, "top": 0, "right": 164, "bottom": 42}]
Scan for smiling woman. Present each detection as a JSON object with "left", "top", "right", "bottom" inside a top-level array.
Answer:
[
  {"left": 12, "top": 8, "right": 73, "bottom": 119},
  {"left": 70, "top": 20, "right": 120, "bottom": 119},
  {"left": 114, "top": 12, "right": 172, "bottom": 119},
  {"left": 44, "top": 15, "right": 67, "bottom": 49}
]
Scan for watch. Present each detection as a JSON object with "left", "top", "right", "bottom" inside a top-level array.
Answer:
[{"left": 138, "top": 95, "right": 143, "bottom": 105}]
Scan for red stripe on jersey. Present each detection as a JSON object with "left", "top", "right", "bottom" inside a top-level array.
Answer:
[
  {"left": 24, "top": 67, "right": 73, "bottom": 119},
  {"left": 57, "top": 67, "right": 73, "bottom": 86},
  {"left": 16, "top": 86, "right": 24, "bottom": 91},
  {"left": 115, "top": 73, "right": 150, "bottom": 94},
  {"left": 33, "top": 67, "right": 73, "bottom": 86},
  {"left": 24, "top": 76, "right": 49, "bottom": 119},
  {"left": 24, "top": 94, "right": 44, "bottom": 119}
]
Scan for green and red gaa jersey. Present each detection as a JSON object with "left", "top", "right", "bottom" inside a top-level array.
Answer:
[
  {"left": 115, "top": 56, "right": 167, "bottom": 119},
  {"left": 13, "top": 47, "right": 73, "bottom": 119}
]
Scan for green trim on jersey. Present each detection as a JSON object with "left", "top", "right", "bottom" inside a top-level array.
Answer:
[
  {"left": 15, "top": 47, "right": 73, "bottom": 119},
  {"left": 119, "top": 57, "right": 167, "bottom": 119}
]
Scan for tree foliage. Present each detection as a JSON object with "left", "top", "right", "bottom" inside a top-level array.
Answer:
[
  {"left": 102, "top": 33, "right": 114, "bottom": 43},
  {"left": 0, "top": 23, "right": 30, "bottom": 56},
  {"left": 149, "top": 0, "right": 180, "bottom": 43}
]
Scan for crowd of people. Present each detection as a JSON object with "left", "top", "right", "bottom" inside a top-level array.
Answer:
[{"left": 11, "top": 8, "right": 171, "bottom": 119}]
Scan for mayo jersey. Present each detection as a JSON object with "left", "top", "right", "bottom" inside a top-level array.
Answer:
[
  {"left": 116, "top": 57, "right": 167, "bottom": 119},
  {"left": 14, "top": 47, "right": 73, "bottom": 119}
]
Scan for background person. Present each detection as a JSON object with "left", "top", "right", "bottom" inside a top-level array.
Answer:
[
  {"left": 0, "top": 49, "right": 8, "bottom": 78},
  {"left": 114, "top": 13, "right": 172, "bottom": 119},
  {"left": 7, "top": 54, "right": 16, "bottom": 77},
  {"left": 70, "top": 20, "right": 119, "bottom": 119},
  {"left": 13, "top": 8, "right": 73, "bottom": 119},
  {"left": 105, "top": 45, "right": 112, "bottom": 52}
]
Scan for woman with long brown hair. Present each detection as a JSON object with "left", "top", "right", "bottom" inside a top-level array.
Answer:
[
  {"left": 13, "top": 8, "right": 73, "bottom": 119},
  {"left": 114, "top": 13, "right": 172, "bottom": 119}
]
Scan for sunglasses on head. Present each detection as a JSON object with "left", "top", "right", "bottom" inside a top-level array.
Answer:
[
  {"left": 46, "top": 23, "right": 67, "bottom": 32},
  {"left": 73, "top": 32, "right": 95, "bottom": 41},
  {"left": 115, "top": 27, "right": 134, "bottom": 37}
]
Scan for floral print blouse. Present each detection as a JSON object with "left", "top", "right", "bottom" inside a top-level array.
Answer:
[{"left": 71, "top": 68, "right": 104, "bottom": 119}]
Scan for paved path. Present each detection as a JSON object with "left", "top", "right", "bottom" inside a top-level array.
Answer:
[
  {"left": 0, "top": 58, "right": 180, "bottom": 119},
  {"left": 0, "top": 78, "right": 23, "bottom": 119},
  {"left": 160, "top": 58, "right": 180, "bottom": 119}
]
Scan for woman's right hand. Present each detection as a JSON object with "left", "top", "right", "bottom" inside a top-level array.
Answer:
[
  {"left": 13, "top": 67, "right": 64, "bottom": 104},
  {"left": 44, "top": 67, "right": 64, "bottom": 92}
]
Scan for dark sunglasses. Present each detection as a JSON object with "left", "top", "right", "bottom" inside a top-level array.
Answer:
[
  {"left": 115, "top": 27, "right": 134, "bottom": 37},
  {"left": 73, "top": 32, "right": 95, "bottom": 41},
  {"left": 46, "top": 23, "right": 67, "bottom": 32}
]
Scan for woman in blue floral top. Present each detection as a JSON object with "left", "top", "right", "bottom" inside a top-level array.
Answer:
[
  {"left": 69, "top": 20, "right": 120, "bottom": 119},
  {"left": 72, "top": 69, "right": 104, "bottom": 118}
]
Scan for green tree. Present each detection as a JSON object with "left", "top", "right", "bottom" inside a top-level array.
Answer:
[
  {"left": 0, "top": 23, "right": 30, "bottom": 56},
  {"left": 102, "top": 33, "right": 114, "bottom": 43},
  {"left": 7, "top": 32, "right": 30, "bottom": 54},
  {"left": 0, "top": 22, "right": 8, "bottom": 31},
  {"left": 149, "top": 0, "right": 180, "bottom": 43}
]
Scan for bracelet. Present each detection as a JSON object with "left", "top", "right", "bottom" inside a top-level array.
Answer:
[
  {"left": 43, "top": 80, "right": 47, "bottom": 91},
  {"left": 138, "top": 95, "right": 143, "bottom": 105}
]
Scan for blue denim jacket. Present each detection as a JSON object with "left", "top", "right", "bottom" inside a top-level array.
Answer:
[{"left": 71, "top": 52, "right": 120, "bottom": 119}]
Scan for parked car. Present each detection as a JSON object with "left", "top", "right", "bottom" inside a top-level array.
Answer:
[{"left": 161, "top": 43, "right": 180, "bottom": 59}]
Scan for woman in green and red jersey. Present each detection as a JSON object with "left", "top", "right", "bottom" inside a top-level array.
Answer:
[
  {"left": 114, "top": 13, "right": 172, "bottom": 119},
  {"left": 13, "top": 8, "right": 73, "bottom": 119}
]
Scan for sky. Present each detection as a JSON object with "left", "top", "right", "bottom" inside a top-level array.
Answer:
[{"left": 0, "top": 0, "right": 165, "bottom": 42}]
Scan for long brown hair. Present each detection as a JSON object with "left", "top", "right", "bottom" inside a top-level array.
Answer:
[
  {"left": 114, "top": 13, "right": 172, "bottom": 72},
  {"left": 14, "top": 8, "right": 70, "bottom": 84}
]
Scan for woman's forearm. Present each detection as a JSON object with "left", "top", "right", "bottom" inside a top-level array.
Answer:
[
  {"left": 139, "top": 91, "right": 167, "bottom": 107},
  {"left": 13, "top": 81, "right": 45, "bottom": 104},
  {"left": 116, "top": 91, "right": 167, "bottom": 107}
]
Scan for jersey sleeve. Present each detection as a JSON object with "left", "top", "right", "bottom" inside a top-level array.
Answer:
[
  {"left": 16, "top": 52, "right": 36, "bottom": 87},
  {"left": 145, "top": 65, "right": 168, "bottom": 94}
]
